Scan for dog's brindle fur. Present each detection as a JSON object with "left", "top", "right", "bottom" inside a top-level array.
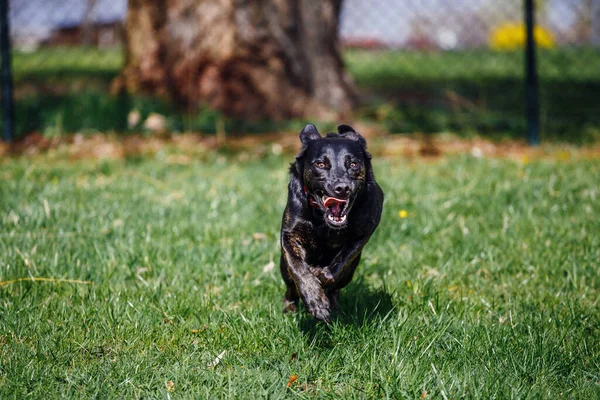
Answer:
[{"left": 279, "top": 124, "right": 384, "bottom": 322}]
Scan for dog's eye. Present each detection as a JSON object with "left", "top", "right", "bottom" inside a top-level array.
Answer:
[
  {"left": 349, "top": 162, "right": 357, "bottom": 168},
  {"left": 315, "top": 162, "right": 326, "bottom": 168}
]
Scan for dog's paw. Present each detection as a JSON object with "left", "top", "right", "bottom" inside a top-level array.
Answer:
[
  {"left": 283, "top": 299, "right": 298, "bottom": 313},
  {"left": 297, "top": 275, "right": 332, "bottom": 323},
  {"left": 306, "top": 295, "right": 331, "bottom": 323},
  {"left": 309, "top": 266, "right": 335, "bottom": 285}
]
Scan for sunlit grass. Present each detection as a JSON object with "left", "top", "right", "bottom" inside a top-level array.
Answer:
[
  {"left": 344, "top": 48, "right": 600, "bottom": 85},
  {"left": 1, "top": 152, "right": 599, "bottom": 397},
  {"left": 12, "top": 46, "right": 123, "bottom": 83}
]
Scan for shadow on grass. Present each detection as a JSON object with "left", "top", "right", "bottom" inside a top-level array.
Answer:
[
  {"left": 297, "top": 279, "right": 395, "bottom": 347},
  {"left": 357, "top": 77, "right": 600, "bottom": 142},
  {"left": 335, "top": 279, "right": 395, "bottom": 325},
  {"left": 10, "top": 77, "right": 599, "bottom": 143},
  {"left": 7, "top": 90, "right": 315, "bottom": 138}
]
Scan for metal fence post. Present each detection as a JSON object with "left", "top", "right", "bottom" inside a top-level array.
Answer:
[
  {"left": 0, "top": 0, "right": 14, "bottom": 142},
  {"left": 525, "top": 0, "right": 540, "bottom": 146}
]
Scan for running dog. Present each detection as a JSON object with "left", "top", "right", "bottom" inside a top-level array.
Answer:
[{"left": 279, "top": 124, "right": 384, "bottom": 322}]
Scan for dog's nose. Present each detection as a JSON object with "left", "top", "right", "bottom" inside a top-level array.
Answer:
[{"left": 333, "top": 184, "right": 350, "bottom": 197}]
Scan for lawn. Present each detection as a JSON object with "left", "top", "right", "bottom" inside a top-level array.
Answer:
[
  {"left": 1, "top": 148, "right": 599, "bottom": 397},
  {"left": 7, "top": 47, "right": 600, "bottom": 139}
]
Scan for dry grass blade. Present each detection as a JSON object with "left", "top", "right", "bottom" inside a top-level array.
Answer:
[
  {"left": 286, "top": 375, "right": 298, "bottom": 388},
  {"left": 0, "top": 277, "right": 94, "bottom": 288},
  {"left": 207, "top": 351, "right": 226, "bottom": 368}
]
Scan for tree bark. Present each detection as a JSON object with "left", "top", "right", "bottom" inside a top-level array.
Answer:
[{"left": 117, "top": 0, "right": 357, "bottom": 120}]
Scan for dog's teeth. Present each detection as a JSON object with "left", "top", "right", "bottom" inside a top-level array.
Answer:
[{"left": 326, "top": 213, "right": 347, "bottom": 224}]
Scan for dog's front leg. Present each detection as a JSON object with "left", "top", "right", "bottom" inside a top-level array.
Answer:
[
  {"left": 308, "top": 266, "right": 336, "bottom": 285},
  {"left": 317, "top": 236, "right": 371, "bottom": 287},
  {"left": 281, "top": 233, "right": 331, "bottom": 323}
]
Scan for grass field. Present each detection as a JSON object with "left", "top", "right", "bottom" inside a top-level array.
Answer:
[
  {"left": 1, "top": 149, "right": 599, "bottom": 397},
  {"left": 7, "top": 47, "right": 600, "bottom": 139},
  {"left": 13, "top": 47, "right": 600, "bottom": 84}
]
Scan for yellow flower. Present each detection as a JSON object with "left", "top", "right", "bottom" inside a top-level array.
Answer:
[
  {"left": 398, "top": 209, "right": 408, "bottom": 219},
  {"left": 556, "top": 150, "right": 571, "bottom": 161}
]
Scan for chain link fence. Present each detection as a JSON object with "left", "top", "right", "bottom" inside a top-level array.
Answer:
[
  {"left": 340, "top": 0, "right": 600, "bottom": 140},
  {"left": 4, "top": 0, "right": 600, "bottom": 141}
]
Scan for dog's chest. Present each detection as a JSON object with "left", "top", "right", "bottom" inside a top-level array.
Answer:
[
  {"left": 313, "top": 228, "right": 349, "bottom": 260},
  {"left": 296, "top": 224, "right": 346, "bottom": 267},
  {"left": 324, "top": 230, "right": 348, "bottom": 249}
]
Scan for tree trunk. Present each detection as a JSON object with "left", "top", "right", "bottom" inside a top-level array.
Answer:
[{"left": 117, "top": 0, "right": 357, "bottom": 120}]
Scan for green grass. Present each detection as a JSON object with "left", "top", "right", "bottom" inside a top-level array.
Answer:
[
  {"left": 1, "top": 150, "right": 599, "bottom": 398},
  {"left": 13, "top": 47, "right": 600, "bottom": 85},
  {"left": 7, "top": 47, "right": 600, "bottom": 139},
  {"left": 12, "top": 47, "right": 123, "bottom": 85},
  {"left": 344, "top": 48, "right": 600, "bottom": 84},
  {"left": 344, "top": 49, "right": 600, "bottom": 138}
]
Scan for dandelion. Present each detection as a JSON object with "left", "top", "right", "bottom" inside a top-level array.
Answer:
[
  {"left": 556, "top": 150, "right": 570, "bottom": 161},
  {"left": 398, "top": 209, "right": 408, "bottom": 219}
]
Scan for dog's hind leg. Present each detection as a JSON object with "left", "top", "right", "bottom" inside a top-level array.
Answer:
[
  {"left": 283, "top": 285, "right": 299, "bottom": 313},
  {"left": 326, "top": 290, "right": 340, "bottom": 311}
]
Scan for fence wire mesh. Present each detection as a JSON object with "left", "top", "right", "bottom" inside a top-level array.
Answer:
[{"left": 4, "top": 0, "right": 600, "bottom": 140}]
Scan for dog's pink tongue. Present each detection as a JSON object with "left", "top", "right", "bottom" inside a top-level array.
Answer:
[
  {"left": 323, "top": 197, "right": 345, "bottom": 207},
  {"left": 324, "top": 197, "right": 345, "bottom": 217}
]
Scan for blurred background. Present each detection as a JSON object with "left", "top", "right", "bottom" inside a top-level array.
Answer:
[{"left": 3, "top": 0, "right": 600, "bottom": 142}]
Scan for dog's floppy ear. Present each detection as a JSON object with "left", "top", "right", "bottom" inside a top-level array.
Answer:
[
  {"left": 299, "top": 123, "right": 321, "bottom": 147},
  {"left": 338, "top": 124, "right": 367, "bottom": 148}
]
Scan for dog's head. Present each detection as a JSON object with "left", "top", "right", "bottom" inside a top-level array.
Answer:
[{"left": 295, "top": 123, "right": 371, "bottom": 229}]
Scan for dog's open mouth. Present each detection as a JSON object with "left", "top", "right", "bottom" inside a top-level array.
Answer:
[{"left": 322, "top": 196, "right": 349, "bottom": 226}]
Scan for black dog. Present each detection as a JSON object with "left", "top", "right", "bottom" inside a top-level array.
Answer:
[{"left": 279, "top": 124, "right": 384, "bottom": 322}]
